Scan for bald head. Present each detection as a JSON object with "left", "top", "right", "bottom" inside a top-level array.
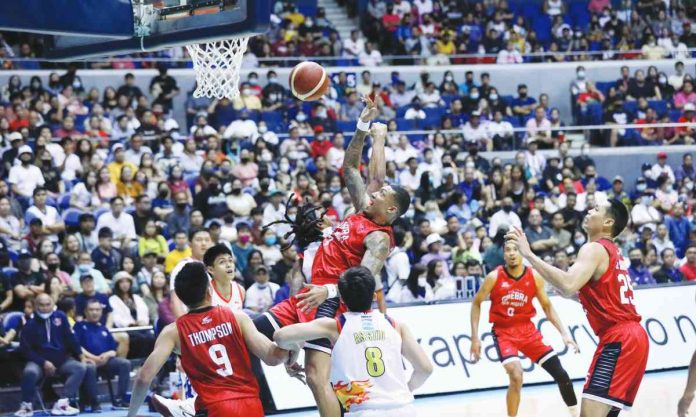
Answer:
[{"left": 35, "top": 293, "right": 54, "bottom": 315}]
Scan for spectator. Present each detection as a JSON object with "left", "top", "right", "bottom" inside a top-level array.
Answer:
[
  {"left": 343, "top": 29, "right": 365, "bottom": 58},
  {"left": 420, "top": 234, "right": 451, "bottom": 267},
  {"left": 489, "top": 197, "right": 522, "bottom": 237},
  {"left": 653, "top": 223, "right": 675, "bottom": 257},
  {"left": 675, "top": 153, "right": 694, "bottom": 184},
  {"left": 116, "top": 73, "right": 143, "bottom": 101},
  {"left": 462, "top": 111, "right": 491, "bottom": 151},
  {"left": 107, "top": 144, "right": 138, "bottom": 184},
  {"left": 74, "top": 274, "right": 111, "bottom": 324},
  {"left": 653, "top": 248, "right": 683, "bottom": 283},
  {"left": 627, "top": 247, "right": 656, "bottom": 286},
  {"left": 497, "top": 41, "right": 523, "bottom": 64},
  {"left": 138, "top": 219, "right": 168, "bottom": 259},
  {"left": 90, "top": 227, "right": 122, "bottom": 281},
  {"left": 674, "top": 80, "right": 696, "bottom": 110},
  {"left": 627, "top": 70, "right": 659, "bottom": 101},
  {"left": 17, "top": 294, "right": 96, "bottom": 417},
  {"left": 109, "top": 271, "right": 149, "bottom": 325},
  {"left": 359, "top": 42, "right": 384, "bottom": 66},
  {"left": 8, "top": 145, "right": 43, "bottom": 199},
  {"left": 668, "top": 61, "right": 686, "bottom": 91},
  {"left": 387, "top": 263, "right": 433, "bottom": 303},
  {"left": 76, "top": 214, "right": 98, "bottom": 254},
  {"left": 123, "top": 134, "right": 152, "bottom": 166},
  {"left": 524, "top": 139, "right": 546, "bottom": 178},
  {"left": 166, "top": 192, "right": 191, "bottom": 238},
  {"left": 665, "top": 202, "right": 692, "bottom": 258},
  {"left": 511, "top": 84, "right": 536, "bottom": 121},
  {"left": 11, "top": 250, "right": 44, "bottom": 311},
  {"left": 641, "top": 34, "right": 667, "bottom": 60},
  {"left": 650, "top": 151, "right": 676, "bottom": 182},
  {"left": 164, "top": 231, "right": 192, "bottom": 274},
  {"left": 244, "top": 264, "right": 279, "bottom": 313},
  {"left": 404, "top": 98, "right": 426, "bottom": 120},
  {"left": 70, "top": 252, "right": 110, "bottom": 294},
  {"left": 680, "top": 244, "right": 696, "bottom": 281},
  {"left": 149, "top": 66, "right": 179, "bottom": 111},
  {"left": 488, "top": 110, "right": 514, "bottom": 150},
  {"left": 26, "top": 187, "right": 64, "bottom": 243},
  {"left": 525, "top": 209, "right": 557, "bottom": 258},
  {"left": 73, "top": 299, "right": 130, "bottom": 409},
  {"left": 96, "top": 197, "right": 137, "bottom": 250}
]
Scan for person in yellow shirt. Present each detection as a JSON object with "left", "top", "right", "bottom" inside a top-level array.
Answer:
[
  {"left": 232, "top": 83, "right": 262, "bottom": 111},
  {"left": 164, "top": 231, "right": 192, "bottom": 274},
  {"left": 284, "top": 5, "right": 305, "bottom": 26},
  {"left": 115, "top": 165, "right": 144, "bottom": 205},
  {"left": 138, "top": 219, "right": 169, "bottom": 258},
  {"left": 108, "top": 143, "right": 138, "bottom": 184},
  {"left": 436, "top": 33, "right": 456, "bottom": 55}
]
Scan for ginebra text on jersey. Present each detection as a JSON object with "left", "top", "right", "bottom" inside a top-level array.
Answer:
[{"left": 186, "top": 321, "right": 234, "bottom": 347}]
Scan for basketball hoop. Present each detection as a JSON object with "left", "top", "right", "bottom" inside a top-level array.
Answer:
[{"left": 186, "top": 37, "right": 250, "bottom": 99}]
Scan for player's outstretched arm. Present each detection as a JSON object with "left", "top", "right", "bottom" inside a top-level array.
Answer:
[
  {"left": 470, "top": 272, "right": 497, "bottom": 363},
  {"left": 274, "top": 318, "right": 338, "bottom": 349},
  {"left": 399, "top": 322, "right": 433, "bottom": 391},
  {"left": 127, "top": 324, "right": 178, "bottom": 417},
  {"left": 678, "top": 349, "right": 696, "bottom": 417},
  {"left": 534, "top": 274, "right": 580, "bottom": 353},
  {"left": 343, "top": 95, "right": 380, "bottom": 212},
  {"left": 505, "top": 227, "right": 604, "bottom": 296},
  {"left": 367, "top": 122, "right": 387, "bottom": 194},
  {"left": 236, "top": 311, "right": 295, "bottom": 366}
]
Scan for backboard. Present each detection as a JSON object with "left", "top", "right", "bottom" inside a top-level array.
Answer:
[{"left": 0, "top": 0, "right": 270, "bottom": 60}]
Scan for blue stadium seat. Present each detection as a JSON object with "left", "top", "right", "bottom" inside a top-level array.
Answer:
[
  {"left": 261, "top": 111, "right": 284, "bottom": 131},
  {"left": 58, "top": 193, "right": 71, "bottom": 210},
  {"left": 531, "top": 14, "right": 552, "bottom": 44},
  {"left": 596, "top": 82, "right": 614, "bottom": 96},
  {"left": 649, "top": 100, "right": 668, "bottom": 117},
  {"left": 396, "top": 118, "right": 417, "bottom": 131},
  {"left": 168, "top": 240, "right": 175, "bottom": 251},
  {"left": 335, "top": 120, "right": 355, "bottom": 132},
  {"left": 569, "top": 0, "right": 591, "bottom": 29},
  {"left": 24, "top": 210, "right": 37, "bottom": 225},
  {"left": 669, "top": 109, "right": 682, "bottom": 122},
  {"left": 423, "top": 107, "right": 444, "bottom": 119},
  {"left": 396, "top": 106, "right": 409, "bottom": 118},
  {"left": 185, "top": 175, "right": 199, "bottom": 196},
  {"left": 7, "top": 250, "right": 17, "bottom": 264},
  {"left": 2, "top": 266, "right": 17, "bottom": 278},
  {"left": 417, "top": 115, "right": 442, "bottom": 129},
  {"left": 62, "top": 208, "right": 84, "bottom": 228}
]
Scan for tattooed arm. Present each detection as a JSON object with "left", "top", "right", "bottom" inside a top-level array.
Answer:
[
  {"left": 362, "top": 230, "right": 390, "bottom": 313},
  {"left": 343, "top": 96, "right": 380, "bottom": 212},
  {"left": 367, "top": 123, "right": 387, "bottom": 194}
]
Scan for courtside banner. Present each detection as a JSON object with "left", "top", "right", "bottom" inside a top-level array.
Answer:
[{"left": 262, "top": 284, "right": 696, "bottom": 410}]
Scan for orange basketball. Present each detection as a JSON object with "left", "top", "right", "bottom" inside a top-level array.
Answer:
[{"left": 289, "top": 61, "right": 330, "bottom": 101}]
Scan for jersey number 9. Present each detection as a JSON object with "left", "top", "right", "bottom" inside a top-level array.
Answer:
[{"left": 209, "top": 343, "right": 234, "bottom": 377}]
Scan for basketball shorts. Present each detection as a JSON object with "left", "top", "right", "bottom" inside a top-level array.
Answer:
[
  {"left": 583, "top": 321, "right": 649, "bottom": 411},
  {"left": 206, "top": 398, "right": 263, "bottom": 417},
  {"left": 257, "top": 290, "right": 346, "bottom": 354},
  {"left": 348, "top": 404, "right": 417, "bottom": 417},
  {"left": 492, "top": 322, "right": 555, "bottom": 365}
]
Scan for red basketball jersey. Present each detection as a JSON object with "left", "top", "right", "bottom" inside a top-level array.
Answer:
[
  {"left": 176, "top": 306, "right": 259, "bottom": 406},
  {"left": 489, "top": 266, "right": 538, "bottom": 327},
  {"left": 311, "top": 213, "right": 394, "bottom": 286},
  {"left": 578, "top": 238, "right": 642, "bottom": 337}
]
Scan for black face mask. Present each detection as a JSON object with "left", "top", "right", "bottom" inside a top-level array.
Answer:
[
  {"left": 231, "top": 188, "right": 241, "bottom": 195},
  {"left": 502, "top": 205, "right": 513, "bottom": 213},
  {"left": 630, "top": 259, "right": 642, "bottom": 269},
  {"left": 241, "top": 157, "right": 250, "bottom": 164},
  {"left": 208, "top": 183, "right": 219, "bottom": 192},
  {"left": 158, "top": 190, "right": 168, "bottom": 198},
  {"left": 176, "top": 202, "right": 187, "bottom": 210},
  {"left": 47, "top": 263, "right": 59, "bottom": 272},
  {"left": 321, "top": 200, "right": 332, "bottom": 208}
]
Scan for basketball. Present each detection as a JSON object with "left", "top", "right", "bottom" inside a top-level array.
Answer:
[{"left": 289, "top": 61, "right": 330, "bottom": 101}]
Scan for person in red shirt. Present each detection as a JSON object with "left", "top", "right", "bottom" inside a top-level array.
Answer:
[
  {"left": 254, "top": 97, "right": 411, "bottom": 417},
  {"left": 675, "top": 103, "right": 696, "bottom": 144},
  {"left": 126, "top": 261, "right": 296, "bottom": 417},
  {"left": 381, "top": 4, "right": 400, "bottom": 32},
  {"left": 470, "top": 241, "right": 580, "bottom": 417},
  {"left": 680, "top": 244, "right": 696, "bottom": 281},
  {"left": 507, "top": 199, "right": 649, "bottom": 416},
  {"left": 310, "top": 126, "right": 333, "bottom": 158}
]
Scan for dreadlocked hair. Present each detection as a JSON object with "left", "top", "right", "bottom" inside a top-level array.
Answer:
[{"left": 263, "top": 195, "right": 327, "bottom": 252}]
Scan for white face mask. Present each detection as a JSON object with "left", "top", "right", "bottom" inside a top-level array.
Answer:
[
  {"left": 37, "top": 311, "right": 52, "bottom": 320},
  {"left": 418, "top": 277, "right": 427, "bottom": 286},
  {"left": 258, "top": 126, "right": 268, "bottom": 133}
]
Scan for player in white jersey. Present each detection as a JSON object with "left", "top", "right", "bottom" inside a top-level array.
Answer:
[
  {"left": 204, "top": 244, "right": 245, "bottom": 311},
  {"left": 274, "top": 266, "right": 433, "bottom": 417}
]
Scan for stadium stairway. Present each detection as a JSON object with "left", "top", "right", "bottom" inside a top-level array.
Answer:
[{"left": 318, "top": 0, "right": 356, "bottom": 41}]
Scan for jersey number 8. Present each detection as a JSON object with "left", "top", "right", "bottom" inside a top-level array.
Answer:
[
  {"left": 365, "top": 347, "right": 385, "bottom": 377},
  {"left": 209, "top": 344, "right": 234, "bottom": 377}
]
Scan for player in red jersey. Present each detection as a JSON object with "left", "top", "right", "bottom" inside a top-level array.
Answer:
[
  {"left": 506, "top": 198, "right": 648, "bottom": 417},
  {"left": 126, "top": 261, "right": 297, "bottom": 417},
  {"left": 254, "top": 97, "right": 411, "bottom": 417},
  {"left": 470, "top": 241, "right": 580, "bottom": 417}
]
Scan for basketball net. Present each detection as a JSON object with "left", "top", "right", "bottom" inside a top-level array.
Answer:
[{"left": 186, "top": 37, "right": 250, "bottom": 99}]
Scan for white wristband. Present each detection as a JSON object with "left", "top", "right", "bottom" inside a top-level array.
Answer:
[
  {"left": 356, "top": 118, "right": 371, "bottom": 132},
  {"left": 325, "top": 284, "right": 339, "bottom": 298}
]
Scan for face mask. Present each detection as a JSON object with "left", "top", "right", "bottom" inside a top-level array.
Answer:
[
  {"left": 279, "top": 163, "right": 290, "bottom": 172},
  {"left": 418, "top": 277, "right": 427, "bottom": 286},
  {"left": 176, "top": 202, "right": 187, "bottom": 210},
  {"left": 158, "top": 190, "right": 168, "bottom": 198},
  {"left": 78, "top": 264, "right": 93, "bottom": 273},
  {"left": 264, "top": 236, "right": 277, "bottom": 245},
  {"left": 288, "top": 214, "right": 296, "bottom": 222},
  {"left": 316, "top": 110, "right": 328, "bottom": 118},
  {"left": 502, "top": 205, "right": 513, "bottom": 213},
  {"left": 489, "top": 94, "right": 498, "bottom": 101},
  {"left": 296, "top": 114, "right": 307, "bottom": 122},
  {"left": 220, "top": 166, "right": 231, "bottom": 174},
  {"left": 239, "top": 235, "right": 251, "bottom": 244},
  {"left": 445, "top": 75, "right": 453, "bottom": 82},
  {"left": 231, "top": 188, "right": 241, "bottom": 195},
  {"left": 640, "top": 196, "right": 651, "bottom": 206},
  {"left": 686, "top": 182, "right": 694, "bottom": 191},
  {"left": 47, "top": 263, "right": 59, "bottom": 272},
  {"left": 37, "top": 311, "right": 52, "bottom": 320},
  {"left": 259, "top": 126, "right": 268, "bottom": 133},
  {"left": 241, "top": 157, "right": 250, "bottom": 164},
  {"left": 519, "top": 92, "right": 527, "bottom": 98},
  {"left": 321, "top": 200, "right": 332, "bottom": 208},
  {"left": 470, "top": 93, "right": 479, "bottom": 100},
  {"left": 636, "top": 183, "right": 647, "bottom": 192},
  {"left": 249, "top": 78, "right": 258, "bottom": 85},
  {"left": 630, "top": 258, "right": 642, "bottom": 268},
  {"left": 242, "top": 89, "right": 252, "bottom": 96},
  {"left": 329, "top": 185, "right": 340, "bottom": 193},
  {"left": 208, "top": 183, "right": 219, "bottom": 192},
  {"left": 574, "top": 237, "right": 586, "bottom": 246},
  {"left": 577, "top": 70, "right": 586, "bottom": 79},
  {"left": 659, "top": 77, "right": 667, "bottom": 84},
  {"left": 268, "top": 77, "right": 278, "bottom": 84}
]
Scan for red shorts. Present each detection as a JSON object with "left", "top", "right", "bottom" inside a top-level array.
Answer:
[
  {"left": 206, "top": 398, "right": 263, "bottom": 417},
  {"left": 492, "top": 321, "right": 555, "bottom": 365},
  {"left": 268, "top": 288, "right": 346, "bottom": 353},
  {"left": 583, "top": 321, "right": 649, "bottom": 410}
]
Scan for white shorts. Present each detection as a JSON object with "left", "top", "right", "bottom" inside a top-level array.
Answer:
[{"left": 348, "top": 404, "right": 417, "bottom": 417}]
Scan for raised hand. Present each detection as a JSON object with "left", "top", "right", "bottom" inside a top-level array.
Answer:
[{"left": 359, "top": 95, "right": 380, "bottom": 123}]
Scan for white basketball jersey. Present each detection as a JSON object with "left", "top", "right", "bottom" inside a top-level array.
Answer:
[
  {"left": 210, "top": 280, "right": 245, "bottom": 311},
  {"left": 331, "top": 311, "right": 413, "bottom": 414}
]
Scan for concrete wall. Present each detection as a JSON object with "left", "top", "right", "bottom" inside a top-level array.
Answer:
[{"left": 0, "top": 58, "right": 693, "bottom": 128}]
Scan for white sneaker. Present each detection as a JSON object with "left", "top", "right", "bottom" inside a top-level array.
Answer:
[
  {"left": 14, "top": 401, "right": 33, "bottom": 417},
  {"left": 151, "top": 395, "right": 196, "bottom": 417},
  {"left": 50, "top": 398, "right": 79, "bottom": 416}
]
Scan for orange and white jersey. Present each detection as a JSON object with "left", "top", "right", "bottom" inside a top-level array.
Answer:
[{"left": 210, "top": 279, "right": 245, "bottom": 311}]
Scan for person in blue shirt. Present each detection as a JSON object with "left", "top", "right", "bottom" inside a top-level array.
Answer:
[
  {"left": 627, "top": 247, "right": 656, "bottom": 286},
  {"left": 580, "top": 165, "right": 612, "bottom": 191},
  {"left": 91, "top": 227, "right": 123, "bottom": 281},
  {"left": 17, "top": 293, "right": 99, "bottom": 417},
  {"left": 74, "top": 298, "right": 131, "bottom": 409},
  {"left": 74, "top": 274, "right": 112, "bottom": 325},
  {"left": 511, "top": 84, "right": 537, "bottom": 124},
  {"left": 653, "top": 248, "right": 684, "bottom": 283},
  {"left": 665, "top": 202, "right": 692, "bottom": 258}
]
